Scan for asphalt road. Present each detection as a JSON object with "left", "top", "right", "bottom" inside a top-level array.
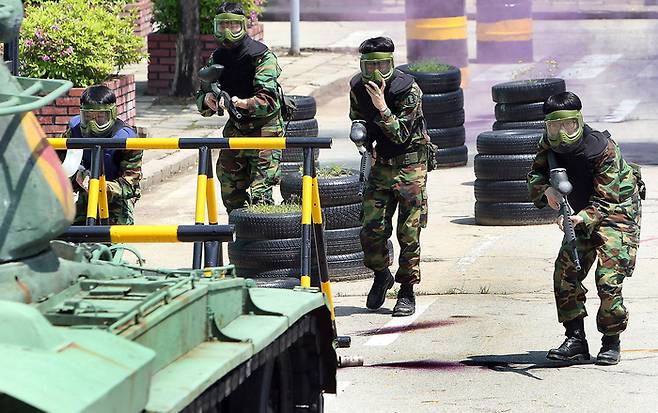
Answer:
[{"left": 134, "top": 19, "right": 658, "bottom": 412}]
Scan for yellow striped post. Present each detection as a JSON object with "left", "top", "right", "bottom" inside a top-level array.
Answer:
[
  {"left": 98, "top": 174, "right": 110, "bottom": 221},
  {"left": 406, "top": 1, "right": 469, "bottom": 85},
  {"left": 476, "top": 0, "right": 533, "bottom": 63}
]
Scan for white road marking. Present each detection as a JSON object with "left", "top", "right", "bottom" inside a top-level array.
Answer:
[
  {"left": 323, "top": 381, "right": 352, "bottom": 402},
  {"left": 363, "top": 298, "right": 437, "bottom": 347},
  {"left": 472, "top": 63, "right": 536, "bottom": 82},
  {"left": 330, "top": 31, "right": 384, "bottom": 48},
  {"left": 600, "top": 99, "right": 641, "bottom": 123},
  {"left": 455, "top": 235, "right": 501, "bottom": 273},
  {"left": 559, "top": 54, "right": 622, "bottom": 80}
]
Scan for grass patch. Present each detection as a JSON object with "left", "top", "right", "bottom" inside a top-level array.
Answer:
[
  {"left": 316, "top": 166, "right": 354, "bottom": 178},
  {"left": 408, "top": 60, "right": 454, "bottom": 73},
  {"left": 479, "top": 285, "right": 491, "bottom": 294},
  {"left": 247, "top": 203, "right": 301, "bottom": 214}
]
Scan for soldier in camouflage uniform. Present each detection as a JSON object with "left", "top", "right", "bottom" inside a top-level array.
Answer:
[
  {"left": 528, "top": 92, "right": 644, "bottom": 365},
  {"left": 349, "top": 37, "right": 429, "bottom": 317},
  {"left": 63, "top": 85, "right": 142, "bottom": 225},
  {"left": 196, "top": 2, "right": 283, "bottom": 214}
]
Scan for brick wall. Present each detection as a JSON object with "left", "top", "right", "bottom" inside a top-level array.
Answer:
[
  {"left": 124, "top": 0, "right": 154, "bottom": 39},
  {"left": 35, "top": 75, "right": 136, "bottom": 138},
  {"left": 146, "top": 24, "right": 264, "bottom": 95}
]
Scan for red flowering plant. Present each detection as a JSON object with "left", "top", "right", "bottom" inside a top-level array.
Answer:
[{"left": 19, "top": 0, "right": 146, "bottom": 87}]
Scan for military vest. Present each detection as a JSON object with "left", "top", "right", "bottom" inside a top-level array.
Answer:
[
  {"left": 69, "top": 118, "right": 137, "bottom": 181},
  {"left": 211, "top": 37, "right": 269, "bottom": 101},
  {"left": 350, "top": 70, "right": 420, "bottom": 159},
  {"left": 552, "top": 125, "right": 609, "bottom": 213}
]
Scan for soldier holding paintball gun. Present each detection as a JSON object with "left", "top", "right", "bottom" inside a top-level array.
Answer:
[
  {"left": 349, "top": 37, "right": 431, "bottom": 317},
  {"left": 528, "top": 92, "right": 645, "bottom": 365}
]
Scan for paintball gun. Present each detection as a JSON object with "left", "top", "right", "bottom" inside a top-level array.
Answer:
[
  {"left": 350, "top": 120, "right": 371, "bottom": 196},
  {"left": 547, "top": 151, "right": 582, "bottom": 272},
  {"left": 198, "top": 64, "right": 243, "bottom": 121}
]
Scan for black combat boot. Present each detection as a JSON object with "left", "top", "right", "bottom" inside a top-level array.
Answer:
[
  {"left": 366, "top": 268, "right": 394, "bottom": 310},
  {"left": 547, "top": 317, "right": 590, "bottom": 361},
  {"left": 596, "top": 335, "right": 621, "bottom": 365},
  {"left": 392, "top": 284, "right": 415, "bottom": 317}
]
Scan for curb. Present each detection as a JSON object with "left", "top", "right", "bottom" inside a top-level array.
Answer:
[{"left": 141, "top": 150, "right": 199, "bottom": 192}]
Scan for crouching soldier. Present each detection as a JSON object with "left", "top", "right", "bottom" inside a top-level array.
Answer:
[
  {"left": 528, "top": 91, "right": 644, "bottom": 365},
  {"left": 349, "top": 37, "right": 430, "bottom": 317},
  {"left": 64, "top": 85, "right": 142, "bottom": 225}
]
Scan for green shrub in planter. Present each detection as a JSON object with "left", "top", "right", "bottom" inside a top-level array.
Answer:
[
  {"left": 19, "top": 0, "right": 146, "bottom": 87},
  {"left": 152, "top": 0, "right": 266, "bottom": 35}
]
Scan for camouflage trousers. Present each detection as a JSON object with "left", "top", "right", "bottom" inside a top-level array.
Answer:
[
  {"left": 554, "top": 195, "right": 641, "bottom": 336},
  {"left": 74, "top": 195, "right": 136, "bottom": 225},
  {"left": 218, "top": 123, "right": 282, "bottom": 214},
  {"left": 360, "top": 157, "right": 428, "bottom": 285}
]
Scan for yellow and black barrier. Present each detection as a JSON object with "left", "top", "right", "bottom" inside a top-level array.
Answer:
[
  {"left": 58, "top": 225, "right": 235, "bottom": 243},
  {"left": 476, "top": 0, "right": 533, "bottom": 63},
  {"left": 50, "top": 135, "right": 342, "bottom": 342},
  {"left": 405, "top": 0, "right": 469, "bottom": 85},
  {"left": 47, "top": 137, "right": 332, "bottom": 150}
]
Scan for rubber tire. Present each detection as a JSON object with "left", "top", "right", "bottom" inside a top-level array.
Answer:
[
  {"left": 286, "top": 95, "right": 317, "bottom": 120},
  {"left": 428, "top": 126, "right": 465, "bottom": 148},
  {"left": 475, "top": 201, "right": 557, "bottom": 226},
  {"left": 397, "top": 64, "right": 461, "bottom": 93},
  {"left": 493, "top": 120, "right": 545, "bottom": 131},
  {"left": 436, "top": 145, "right": 468, "bottom": 167},
  {"left": 281, "top": 170, "right": 361, "bottom": 207},
  {"left": 280, "top": 161, "right": 302, "bottom": 176},
  {"left": 476, "top": 129, "right": 543, "bottom": 155},
  {"left": 422, "top": 89, "right": 464, "bottom": 115},
  {"left": 324, "top": 203, "right": 362, "bottom": 230},
  {"left": 253, "top": 277, "right": 300, "bottom": 289},
  {"left": 474, "top": 154, "right": 535, "bottom": 180},
  {"left": 281, "top": 147, "right": 319, "bottom": 163},
  {"left": 285, "top": 118, "right": 319, "bottom": 137},
  {"left": 494, "top": 102, "right": 545, "bottom": 122},
  {"left": 230, "top": 208, "right": 302, "bottom": 240},
  {"left": 491, "top": 78, "right": 566, "bottom": 104},
  {"left": 426, "top": 109, "right": 465, "bottom": 129},
  {"left": 229, "top": 227, "right": 363, "bottom": 269},
  {"left": 235, "top": 240, "right": 394, "bottom": 282},
  {"left": 474, "top": 179, "right": 532, "bottom": 202}
]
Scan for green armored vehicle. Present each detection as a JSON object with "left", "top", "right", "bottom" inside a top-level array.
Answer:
[{"left": 0, "top": 1, "right": 336, "bottom": 411}]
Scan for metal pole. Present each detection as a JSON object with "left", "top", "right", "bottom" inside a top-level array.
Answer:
[
  {"left": 289, "top": 0, "right": 301, "bottom": 55},
  {"left": 193, "top": 147, "right": 209, "bottom": 269}
]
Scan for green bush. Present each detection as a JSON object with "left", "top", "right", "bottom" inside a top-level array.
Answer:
[
  {"left": 153, "top": 0, "right": 267, "bottom": 35},
  {"left": 19, "top": 0, "right": 146, "bottom": 87}
]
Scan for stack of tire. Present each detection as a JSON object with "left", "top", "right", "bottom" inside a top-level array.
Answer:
[
  {"left": 398, "top": 64, "right": 468, "bottom": 167},
  {"left": 491, "top": 78, "right": 566, "bottom": 131},
  {"left": 474, "top": 78, "right": 566, "bottom": 226},
  {"left": 280, "top": 95, "right": 319, "bottom": 177},
  {"left": 278, "top": 169, "right": 393, "bottom": 282}
]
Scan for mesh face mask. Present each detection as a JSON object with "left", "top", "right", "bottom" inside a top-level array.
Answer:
[
  {"left": 80, "top": 103, "right": 117, "bottom": 137},
  {"left": 213, "top": 13, "right": 247, "bottom": 44},
  {"left": 360, "top": 52, "right": 394, "bottom": 86},
  {"left": 545, "top": 109, "right": 584, "bottom": 150}
]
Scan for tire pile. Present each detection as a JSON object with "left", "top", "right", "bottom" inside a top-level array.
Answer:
[
  {"left": 281, "top": 95, "right": 319, "bottom": 177},
  {"left": 398, "top": 64, "right": 468, "bottom": 167},
  {"left": 474, "top": 78, "right": 565, "bottom": 225},
  {"left": 279, "top": 169, "right": 392, "bottom": 282}
]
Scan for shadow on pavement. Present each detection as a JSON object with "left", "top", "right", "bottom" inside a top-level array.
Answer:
[
  {"left": 335, "top": 305, "right": 392, "bottom": 317},
  {"left": 619, "top": 142, "right": 658, "bottom": 165},
  {"left": 450, "top": 217, "right": 477, "bottom": 225},
  {"left": 461, "top": 351, "right": 596, "bottom": 380}
]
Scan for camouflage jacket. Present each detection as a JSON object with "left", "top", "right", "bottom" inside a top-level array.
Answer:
[
  {"left": 196, "top": 48, "right": 284, "bottom": 135},
  {"left": 527, "top": 131, "right": 638, "bottom": 235},
  {"left": 350, "top": 75, "right": 427, "bottom": 159}
]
